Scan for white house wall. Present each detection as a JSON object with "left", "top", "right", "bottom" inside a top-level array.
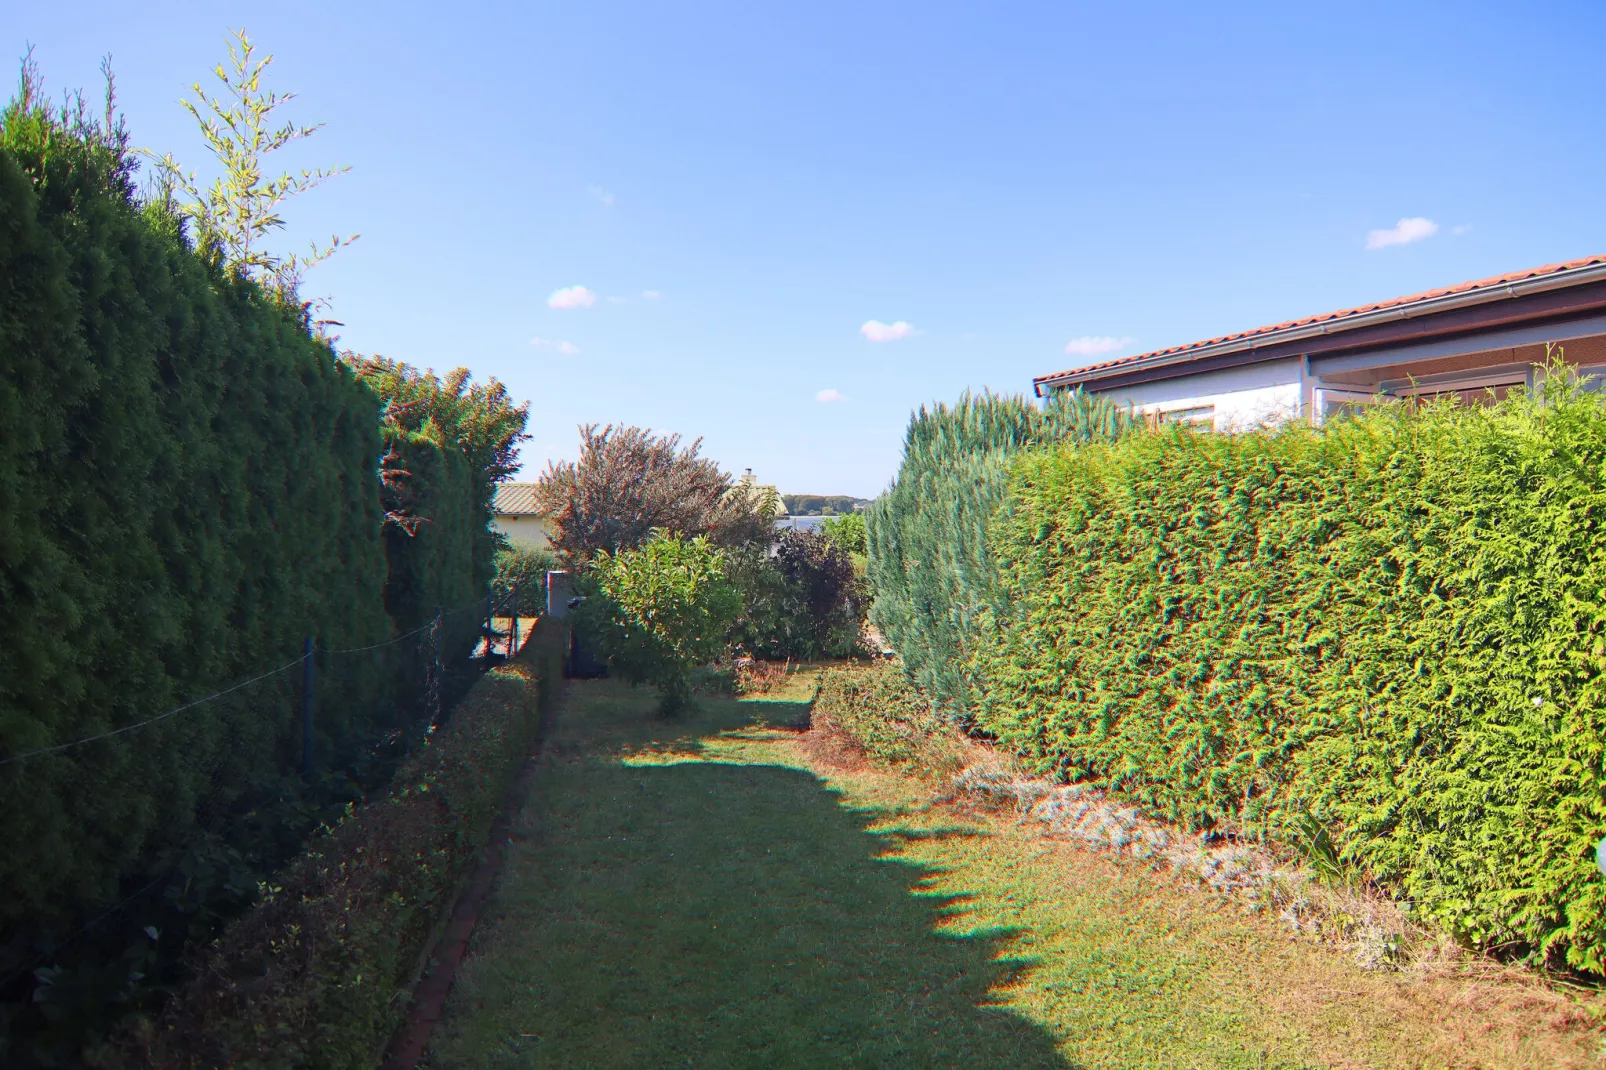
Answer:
[
  {"left": 1085, "top": 357, "right": 1306, "bottom": 431},
  {"left": 493, "top": 514, "right": 554, "bottom": 551}
]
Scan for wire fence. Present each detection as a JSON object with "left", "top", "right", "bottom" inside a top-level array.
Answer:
[
  {"left": 0, "top": 581, "right": 541, "bottom": 1017},
  {"left": 0, "top": 584, "right": 533, "bottom": 771}
]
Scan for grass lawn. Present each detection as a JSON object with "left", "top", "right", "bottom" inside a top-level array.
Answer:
[{"left": 423, "top": 675, "right": 1606, "bottom": 1069}]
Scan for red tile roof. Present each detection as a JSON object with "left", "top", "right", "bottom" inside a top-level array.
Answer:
[
  {"left": 1035, "top": 252, "right": 1606, "bottom": 388},
  {"left": 492, "top": 483, "right": 545, "bottom": 516}
]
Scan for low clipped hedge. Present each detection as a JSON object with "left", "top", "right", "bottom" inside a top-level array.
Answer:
[
  {"left": 813, "top": 665, "right": 966, "bottom": 778},
  {"left": 974, "top": 374, "right": 1606, "bottom": 971},
  {"left": 135, "top": 622, "right": 565, "bottom": 1068}
]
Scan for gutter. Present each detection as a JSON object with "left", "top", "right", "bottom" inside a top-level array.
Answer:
[{"left": 1034, "top": 260, "right": 1606, "bottom": 395}]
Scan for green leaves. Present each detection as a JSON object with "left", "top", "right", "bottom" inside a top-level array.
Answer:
[
  {"left": 139, "top": 28, "right": 356, "bottom": 304},
  {"left": 973, "top": 376, "right": 1606, "bottom": 971},
  {"left": 587, "top": 531, "right": 742, "bottom": 713},
  {"left": 866, "top": 388, "right": 1131, "bottom": 721}
]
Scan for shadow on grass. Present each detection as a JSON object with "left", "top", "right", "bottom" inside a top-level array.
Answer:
[{"left": 428, "top": 681, "right": 1074, "bottom": 1069}]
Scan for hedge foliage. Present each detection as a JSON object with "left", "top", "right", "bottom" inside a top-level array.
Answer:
[
  {"left": 0, "top": 91, "right": 394, "bottom": 936},
  {"left": 0, "top": 84, "right": 519, "bottom": 975},
  {"left": 136, "top": 621, "right": 564, "bottom": 1068},
  {"left": 865, "top": 390, "right": 1129, "bottom": 718},
  {"left": 813, "top": 665, "right": 966, "bottom": 778},
  {"left": 974, "top": 372, "right": 1606, "bottom": 971}
]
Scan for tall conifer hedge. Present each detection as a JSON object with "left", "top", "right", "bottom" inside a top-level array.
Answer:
[
  {"left": 0, "top": 87, "right": 496, "bottom": 947},
  {"left": 865, "top": 391, "right": 1128, "bottom": 718},
  {"left": 974, "top": 374, "right": 1606, "bottom": 971}
]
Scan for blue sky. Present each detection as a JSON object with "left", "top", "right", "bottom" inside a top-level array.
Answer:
[{"left": 12, "top": 2, "right": 1606, "bottom": 497}]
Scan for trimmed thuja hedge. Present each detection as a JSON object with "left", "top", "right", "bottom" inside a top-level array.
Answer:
[
  {"left": 0, "top": 92, "right": 492, "bottom": 948},
  {"left": 135, "top": 621, "right": 565, "bottom": 1068},
  {"left": 1, "top": 100, "right": 385, "bottom": 935},
  {"left": 972, "top": 372, "right": 1606, "bottom": 970}
]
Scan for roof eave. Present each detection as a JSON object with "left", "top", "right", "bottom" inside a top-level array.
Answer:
[{"left": 1033, "top": 261, "right": 1606, "bottom": 396}]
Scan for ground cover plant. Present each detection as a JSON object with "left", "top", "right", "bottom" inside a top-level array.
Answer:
[
  {"left": 812, "top": 663, "right": 966, "bottom": 778},
  {"left": 973, "top": 366, "right": 1606, "bottom": 973}
]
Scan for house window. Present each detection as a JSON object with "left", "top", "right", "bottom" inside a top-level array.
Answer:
[{"left": 1157, "top": 405, "right": 1215, "bottom": 428}]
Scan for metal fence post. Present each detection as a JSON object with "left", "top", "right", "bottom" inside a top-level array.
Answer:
[
  {"left": 510, "top": 585, "right": 520, "bottom": 658},
  {"left": 430, "top": 606, "right": 443, "bottom": 728},
  {"left": 302, "top": 637, "right": 315, "bottom": 777},
  {"left": 485, "top": 587, "right": 495, "bottom": 660}
]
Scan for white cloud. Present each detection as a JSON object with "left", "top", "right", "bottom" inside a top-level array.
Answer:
[
  {"left": 1064, "top": 335, "right": 1136, "bottom": 357},
  {"left": 1366, "top": 217, "right": 1439, "bottom": 250},
  {"left": 1452, "top": 223, "right": 1473, "bottom": 236},
  {"left": 547, "top": 285, "right": 597, "bottom": 309},
  {"left": 641, "top": 290, "right": 662, "bottom": 299},
  {"left": 531, "top": 337, "right": 580, "bottom": 355},
  {"left": 816, "top": 388, "right": 847, "bottom": 403},
  {"left": 861, "top": 320, "right": 913, "bottom": 342},
  {"left": 588, "top": 185, "right": 614, "bottom": 207}
]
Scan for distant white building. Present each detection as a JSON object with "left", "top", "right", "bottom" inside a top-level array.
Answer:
[
  {"left": 1034, "top": 254, "right": 1606, "bottom": 426},
  {"left": 491, "top": 483, "right": 554, "bottom": 550}
]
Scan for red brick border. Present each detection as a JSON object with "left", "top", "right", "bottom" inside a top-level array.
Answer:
[{"left": 381, "top": 689, "right": 558, "bottom": 1069}]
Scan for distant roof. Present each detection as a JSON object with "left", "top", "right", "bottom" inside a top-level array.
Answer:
[
  {"left": 493, "top": 483, "right": 545, "bottom": 516},
  {"left": 1035, "top": 252, "right": 1606, "bottom": 393}
]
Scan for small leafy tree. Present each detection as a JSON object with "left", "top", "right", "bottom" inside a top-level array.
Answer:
[
  {"left": 143, "top": 28, "right": 356, "bottom": 304},
  {"left": 819, "top": 512, "right": 867, "bottom": 556},
  {"left": 585, "top": 531, "right": 741, "bottom": 714}
]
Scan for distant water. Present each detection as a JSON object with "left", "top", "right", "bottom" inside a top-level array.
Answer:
[{"left": 775, "top": 515, "right": 832, "bottom": 532}]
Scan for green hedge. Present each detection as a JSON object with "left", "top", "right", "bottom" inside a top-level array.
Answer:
[
  {"left": 383, "top": 428, "right": 483, "bottom": 651},
  {"left": 866, "top": 390, "right": 1127, "bottom": 719},
  {"left": 0, "top": 97, "right": 393, "bottom": 936},
  {"left": 974, "top": 375, "right": 1606, "bottom": 971},
  {"left": 813, "top": 665, "right": 966, "bottom": 778},
  {"left": 136, "top": 621, "right": 565, "bottom": 1068}
]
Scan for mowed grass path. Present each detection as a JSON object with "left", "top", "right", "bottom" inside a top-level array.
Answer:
[{"left": 424, "top": 676, "right": 1604, "bottom": 1069}]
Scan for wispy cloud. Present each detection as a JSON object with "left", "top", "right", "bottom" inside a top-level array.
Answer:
[
  {"left": 816, "top": 388, "right": 847, "bottom": 403},
  {"left": 531, "top": 337, "right": 580, "bottom": 355},
  {"left": 861, "top": 320, "right": 914, "bottom": 343},
  {"left": 1452, "top": 223, "right": 1473, "bottom": 236},
  {"left": 641, "top": 290, "right": 662, "bottom": 300},
  {"left": 1064, "top": 335, "right": 1136, "bottom": 357},
  {"left": 588, "top": 185, "right": 614, "bottom": 207},
  {"left": 1366, "top": 217, "right": 1439, "bottom": 250},
  {"left": 606, "top": 296, "right": 627, "bottom": 304},
  {"left": 547, "top": 285, "right": 597, "bottom": 310}
]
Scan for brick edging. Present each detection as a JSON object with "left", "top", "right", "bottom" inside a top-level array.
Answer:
[{"left": 381, "top": 683, "right": 562, "bottom": 1069}]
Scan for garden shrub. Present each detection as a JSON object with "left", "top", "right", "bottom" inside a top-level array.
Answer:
[
  {"left": 819, "top": 512, "right": 867, "bottom": 557},
  {"left": 813, "top": 665, "right": 967, "bottom": 779},
  {"left": 493, "top": 543, "right": 559, "bottom": 608},
  {"left": 866, "top": 389, "right": 1129, "bottom": 720},
  {"left": 974, "top": 371, "right": 1606, "bottom": 971},
  {"left": 135, "top": 621, "right": 565, "bottom": 1068},
  {"left": 534, "top": 424, "right": 775, "bottom": 561},
  {"left": 724, "top": 531, "right": 869, "bottom": 660},
  {"left": 584, "top": 531, "right": 742, "bottom": 714},
  {"left": 773, "top": 529, "right": 868, "bottom": 658}
]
